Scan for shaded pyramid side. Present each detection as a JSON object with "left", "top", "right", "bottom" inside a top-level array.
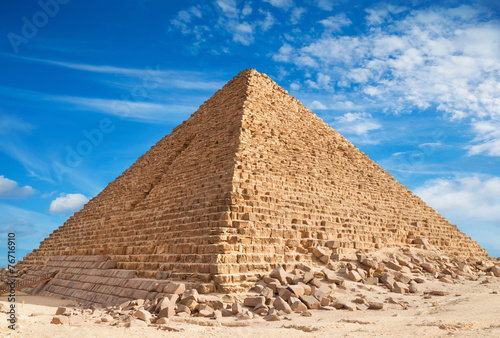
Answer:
[
  {"left": 210, "top": 70, "right": 488, "bottom": 287},
  {"left": 21, "top": 71, "right": 254, "bottom": 281}
]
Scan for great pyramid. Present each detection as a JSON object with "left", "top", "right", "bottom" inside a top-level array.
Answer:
[{"left": 16, "top": 69, "right": 488, "bottom": 304}]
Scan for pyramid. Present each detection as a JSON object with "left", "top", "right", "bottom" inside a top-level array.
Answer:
[{"left": 17, "top": 69, "right": 488, "bottom": 302}]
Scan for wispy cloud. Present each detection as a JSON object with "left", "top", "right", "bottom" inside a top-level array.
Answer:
[
  {"left": 332, "top": 112, "right": 382, "bottom": 144},
  {"left": 0, "top": 115, "right": 35, "bottom": 134}
]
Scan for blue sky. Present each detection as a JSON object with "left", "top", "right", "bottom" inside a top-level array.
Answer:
[{"left": 0, "top": 0, "right": 499, "bottom": 265}]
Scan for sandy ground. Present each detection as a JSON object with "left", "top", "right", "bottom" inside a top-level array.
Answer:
[{"left": 1, "top": 276, "right": 499, "bottom": 338}]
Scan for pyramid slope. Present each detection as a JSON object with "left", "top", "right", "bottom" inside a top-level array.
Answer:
[
  {"left": 22, "top": 71, "right": 252, "bottom": 280},
  {"left": 21, "top": 69, "right": 487, "bottom": 291},
  {"left": 210, "top": 70, "right": 487, "bottom": 287}
]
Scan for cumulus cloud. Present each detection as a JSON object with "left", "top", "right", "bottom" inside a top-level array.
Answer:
[
  {"left": 273, "top": 4, "right": 500, "bottom": 155},
  {"left": 319, "top": 13, "right": 351, "bottom": 32},
  {"left": 0, "top": 175, "right": 35, "bottom": 199},
  {"left": 310, "top": 100, "right": 328, "bottom": 110},
  {"left": 415, "top": 175, "right": 500, "bottom": 224},
  {"left": 49, "top": 193, "right": 89, "bottom": 214},
  {"left": 314, "top": 0, "right": 336, "bottom": 11}
]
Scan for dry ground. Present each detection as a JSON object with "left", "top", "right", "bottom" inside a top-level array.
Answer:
[{"left": 1, "top": 276, "right": 499, "bottom": 337}]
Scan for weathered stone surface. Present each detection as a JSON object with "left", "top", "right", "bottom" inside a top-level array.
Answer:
[
  {"left": 300, "top": 295, "right": 320, "bottom": 310},
  {"left": 164, "top": 283, "right": 186, "bottom": 295},
  {"left": 368, "top": 302, "right": 384, "bottom": 310},
  {"left": 270, "top": 266, "right": 287, "bottom": 285},
  {"left": 290, "top": 300, "right": 308, "bottom": 312},
  {"left": 273, "top": 296, "right": 292, "bottom": 314},
  {"left": 158, "top": 304, "right": 175, "bottom": 319},
  {"left": 133, "top": 309, "right": 151, "bottom": 322},
  {"left": 55, "top": 307, "right": 69, "bottom": 315},
  {"left": 51, "top": 315, "right": 69, "bottom": 325},
  {"left": 348, "top": 270, "right": 362, "bottom": 282}
]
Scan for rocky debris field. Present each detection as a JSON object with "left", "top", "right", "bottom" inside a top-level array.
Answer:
[{"left": 39, "top": 246, "right": 500, "bottom": 329}]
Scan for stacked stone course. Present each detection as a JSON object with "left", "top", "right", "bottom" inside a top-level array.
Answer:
[{"left": 18, "top": 69, "right": 488, "bottom": 297}]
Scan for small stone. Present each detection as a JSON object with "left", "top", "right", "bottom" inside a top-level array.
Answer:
[
  {"left": 163, "top": 283, "right": 186, "bottom": 295},
  {"left": 288, "top": 284, "right": 305, "bottom": 297},
  {"left": 431, "top": 290, "right": 449, "bottom": 296},
  {"left": 264, "top": 314, "right": 280, "bottom": 321},
  {"left": 51, "top": 315, "right": 69, "bottom": 325},
  {"left": 133, "top": 309, "right": 152, "bottom": 322},
  {"left": 270, "top": 266, "right": 287, "bottom": 285},
  {"left": 386, "top": 261, "right": 402, "bottom": 271},
  {"left": 261, "top": 287, "right": 274, "bottom": 300},
  {"left": 421, "top": 262, "right": 436, "bottom": 273},
  {"left": 181, "top": 289, "right": 199, "bottom": 304},
  {"left": 368, "top": 302, "right": 384, "bottom": 310},
  {"left": 101, "top": 315, "right": 114, "bottom": 322},
  {"left": 158, "top": 304, "right": 176, "bottom": 318},
  {"left": 156, "top": 317, "right": 169, "bottom": 324},
  {"left": 290, "top": 300, "right": 308, "bottom": 312},
  {"left": 55, "top": 307, "right": 69, "bottom": 315},
  {"left": 348, "top": 270, "right": 362, "bottom": 282},
  {"left": 232, "top": 303, "right": 243, "bottom": 314},
  {"left": 198, "top": 305, "right": 214, "bottom": 317},
  {"left": 273, "top": 296, "right": 292, "bottom": 314},
  {"left": 300, "top": 295, "right": 320, "bottom": 310},
  {"left": 313, "top": 247, "right": 329, "bottom": 258},
  {"left": 301, "top": 311, "right": 312, "bottom": 317}
]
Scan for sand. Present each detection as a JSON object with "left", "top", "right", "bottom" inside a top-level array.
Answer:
[{"left": 1, "top": 276, "right": 499, "bottom": 338}]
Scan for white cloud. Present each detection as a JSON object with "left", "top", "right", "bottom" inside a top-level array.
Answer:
[
  {"left": 217, "top": 0, "right": 239, "bottom": 18},
  {"left": 0, "top": 175, "right": 35, "bottom": 199},
  {"left": 315, "top": 0, "right": 335, "bottom": 11},
  {"left": 319, "top": 13, "right": 352, "bottom": 32},
  {"left": 263, "top": 0, "right": 294, "bottom": 10},
  {"left": 310, "top": 100, "right": 328, "bottom": 110},
  {"left": 274, "top": 5, "right": 500, "bottom": 155},
  {"left": 258, "top": 10, "right": 276, "bottom": 32},
  {"left": 333, "top": 112, "right": 382, "bottom": 143},
  {"left": 291, "top": 7, "right": 306, "bottom": 25},
  {"left": 468, "top": 121, "right": 500, "bottom": 157},
  {"left": 49, "top": 193, "right": 89, "bottom": 214},
  {"left": 415, "top": 175, "right": 500, "bottom": 224}
]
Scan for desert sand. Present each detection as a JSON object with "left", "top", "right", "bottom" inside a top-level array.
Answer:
[{"left": 2, "top": 273, "right": 499, "bottom": 337}]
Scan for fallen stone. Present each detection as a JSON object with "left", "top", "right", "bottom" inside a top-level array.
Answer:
[
  {"left": 421, "top": 262, "right": 436, "bottom": 273},
  {"left": 290, "top": 300, "right": 308, "bottom": 312},
  {"left": 198, "top": 305, "right": 214, "bottom": 317},
  {"left": 164, "top": 283, "right": 186, "bottom": 295},
  {"left": 270, "top": 266, "right": 287, "bottom": 285},
  {"left": 314, "top": 247, "right": 330, "bottom": 258},
  {"left": 55, "top": 307, "right": 69, "bottom": 316},
  {"left": 51, "top": 315, "right": 69, "bottom": 325},
  {"left": 348, "top": 270, "right": 362, "bottom": 282},
  {"left": 156, "top": 317, "right": 169, "bottom": 324},
  {"left": 261, "top": 287, "right": 274, "bottom": 300},
  {"left": 232, "top": 303, "right": 243, "bottom": 314},
  {"left": 368, "top": 302, "right": 384, "bottom": 310},
  {"left": 273, "top": 296, "right": 292, "bottom": 314},
  {"left": 180, "top": 289, "right": 199, "bottom": 304},
  {"left": 300, "top": 295, "right": 320, "bottom": 310},
  {"left": 133, "top": 309, "right": 152, "bottom": 322}
]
